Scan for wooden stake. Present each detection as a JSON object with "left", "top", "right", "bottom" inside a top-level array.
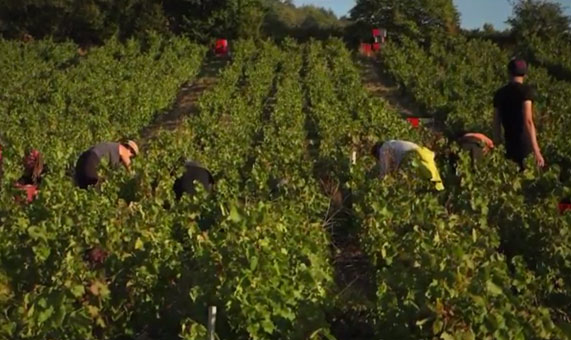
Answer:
[{"left": 208, "top": 306, "right": 217, "bottom": 340}]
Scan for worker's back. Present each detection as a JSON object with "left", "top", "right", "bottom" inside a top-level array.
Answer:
[{"left": 173, "top": 161, "right": 214, "bottom": 200}]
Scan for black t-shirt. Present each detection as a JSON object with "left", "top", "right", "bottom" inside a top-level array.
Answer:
[
  {"left": 173, "top": 163, "right": 214, "bottom": 200},
  {"left": 493, "top": 82, "right": 534, "bottom": 159}
]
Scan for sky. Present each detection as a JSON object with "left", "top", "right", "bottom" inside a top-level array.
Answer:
[{"left": 292, "top": 0, "right": 571, "bottom": 30}]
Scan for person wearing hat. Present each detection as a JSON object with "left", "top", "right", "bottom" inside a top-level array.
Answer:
[
  {"left": 371, "top": 140, "right": 444, "bottom": 191},
  {"left": 74, "top": 140, "right": 139, "bottom": 189},
  {"left": 493, "top": 58, "right": 544, "bottom": 170},
  {"left": 172, "top": 160, "right": 214, "bottom": 200}
]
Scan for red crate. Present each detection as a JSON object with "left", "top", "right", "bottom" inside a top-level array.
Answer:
[
  {"left": 559, "top": 202, "right": 571, "bottom": 214},
  {"left": 214, "top": 39, "right": 228, "bottom": 55},
  {"left": 14, "top": 183, "right": 38, "bottom": 203},
  {"left": 372, "top": 42, "right": 381, "bottom": 51},
  {"left": 372, "top": 28, "right": 380, "bottom": 37},
  {"left": 407, "top": 117, "right": 420, "bottom": 127},
  {"left": 360, "top": 43, "right": 372, "bottom": 56}
]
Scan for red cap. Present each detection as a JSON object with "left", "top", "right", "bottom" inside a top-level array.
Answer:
[{"left": 508, "top": 59, "right": 527, "bottom": 76}]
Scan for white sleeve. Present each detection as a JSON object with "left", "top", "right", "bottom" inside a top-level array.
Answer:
[{"left": 378, "top": 146, "right": 391, "bottom": 177}]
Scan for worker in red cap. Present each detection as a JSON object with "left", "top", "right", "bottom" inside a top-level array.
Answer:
[
  {"left": 493, "top": 58, "right": 544, "bottom": 170},
  {"left": 14, "top": 148, "right": 48, "bottom": 202},
  {"left": 74, "top": 140, "right": 139, "bottom": 189}
]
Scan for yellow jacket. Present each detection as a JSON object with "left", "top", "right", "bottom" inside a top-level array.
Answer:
[{"left": 414, "top": 147, "right": 445, "bottom": 191}]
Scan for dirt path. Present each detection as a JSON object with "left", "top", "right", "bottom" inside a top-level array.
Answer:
[
  {"left": 358, "top": 56, "right": 442, "bottom": 132},
  {"left": 140, "top": 57, "right": 226, "bottom": 144},
  {"left": 329, "top": 56, "right": 436, "bottom": 340},
  {"left": 357, "top": 57, "right": 422, "bottom": 118}
]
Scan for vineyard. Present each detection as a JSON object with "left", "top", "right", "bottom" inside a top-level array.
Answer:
[{"left": 0, "top": 34, "right": 569, "bottom": 340}]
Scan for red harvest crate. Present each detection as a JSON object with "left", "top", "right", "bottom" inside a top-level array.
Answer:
[
  {"left": 14, "top": 183, "right": 38, "bottom": 203},
  {"left": 372, "top": 43, "right": 381, "bottom": 51},
  {"left": 214, "top": 39, "right": 228, "bottom": 55},
  {"left": 372, "top": 28, "right": 381, "bottom": 37},
  {"left": 360, "top": 43, "right": 372, "bottom": 56},
  {"left": 407, "top": 117, "right": 420, "bottom": 127},
  {"left": 559, "top": 202, "right": 571, "bottom": 214}
]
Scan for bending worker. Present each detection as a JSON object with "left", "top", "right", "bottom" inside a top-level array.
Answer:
[
  {"left": 173, "top": 160, "right": 214, "bottom": 200},
  {"left": 74, "top": 140, "right": 139, "bottom": 189},
  {"left": 458, "top": 132, "right": 494, "bottom": 163},
  {"left": 493, "top": 58, "right": 544, "bottom": 170},
  {"left": 14, "top": 149, "right": 48, "bottom": 202},
  {"left": 371, "top": 140, "right": 444, "bottom": 191}
]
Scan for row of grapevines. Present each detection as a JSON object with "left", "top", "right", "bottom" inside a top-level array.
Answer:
[
  {"left": 0, "top": 39, "right": 338, "bottom": 340},
  {"left": 375, "top": 35, "right": 570, "bottom": 337},
  {"left": 381, "top": 35, "right": 571, "bottom": 168},
  {"left": 139, "top": 39, "right": 335, "bottom": 339},
  {"left": 189, "top": 40, "right": 281, "bottom": 198},
  {"left": 246, "top": 39, "right": 315, "bottom": 199},
  {"left": 0, "top": 34, "right": 210, "bottom": 338},
  {"left": 0, "top": 39, "right": 245, "bottom": 338},
  {"left": 299, "top": 37, "right": 569, "bottom": 340},
  {"left": 0, "top": 33, "right": 206, "bottom": 176}
]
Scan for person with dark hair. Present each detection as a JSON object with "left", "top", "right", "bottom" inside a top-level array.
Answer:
[
  {"left": 493, "top": 58, "right": 544, "bottom": 170},
  {"left": 173, "top": 161, "right": 214, "bottom": 200},
  {"left": 14, "top": 149, "right": 49, "bottom": 202},
  {"left": 74, "top": 140, "right": 139, "bottom": 189},
  {"left": 371, "top": 140, "right": 444, "bottom": 191}
]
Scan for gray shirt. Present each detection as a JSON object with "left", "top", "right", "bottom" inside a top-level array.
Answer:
[
  {"left": 377, "top": 140, "right": 420, "bottom": 177},
  {"left": 90, "top": 142, "right": 121, "bottom": 167}
]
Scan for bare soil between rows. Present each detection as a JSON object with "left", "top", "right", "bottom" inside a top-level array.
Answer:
[{"left": 140, "top": 57, "right": 227, "bottom": 144}]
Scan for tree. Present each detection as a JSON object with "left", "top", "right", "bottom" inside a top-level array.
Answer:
[
  {"left": 236, "top": 0, "right": 266, "bottom": 39},
  {"left": 483, "top": 23, "right": 496, "bottom": 35},
  {"left": 349, "top": 0, "right": 460, "bottom": 41},
  {"left": 507, "top": 0, "right": 571, "bottom": 40},
  {"left": 0, "top": 0, "right": 169, "bottom": 43}
]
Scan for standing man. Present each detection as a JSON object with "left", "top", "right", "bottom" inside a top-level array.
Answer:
[{"left": 493, "top": 58, "right": 544, "bottom": 170}]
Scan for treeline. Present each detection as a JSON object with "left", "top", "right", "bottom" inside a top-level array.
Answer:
[
  {"left": 347, "top": 0, "right": 461, "bottom": 43},
  {"left": 0, "top": 0, "right": 345, "bottom": 44}
]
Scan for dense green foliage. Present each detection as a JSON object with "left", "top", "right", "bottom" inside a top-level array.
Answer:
[
  {"left": 381, "top": 34, "right": 571, "bottom": 172},
  {"left": 504, "top": 0, "right": 571, "bottom": 81},
  {"left": 0, "top": 0, "right": 343, "bottom": 43},
  {"left": 507, "top": 0, "right": 571, "bottom": 42},
  {"left": 0, "top": 30, "right": 569, "bottom": 340},
  {"left": 0, "top": 34, "right": 205, "bottom": 170},
  {"left": 377, "top": 31, "right": 570, "bottom": 339},
  {"left": 348, "top": 0, "right": 460, "bottom": 42},
  {"left": 0, "top": 38, "right": 339, "bottom": 340},
  {"left": 520, "top": 35, "right": 571, "bottom": 80}
]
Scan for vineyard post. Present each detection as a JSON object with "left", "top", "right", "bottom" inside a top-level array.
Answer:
[{"left": 208, "top": 306, "right": 217, "bottom": 340}]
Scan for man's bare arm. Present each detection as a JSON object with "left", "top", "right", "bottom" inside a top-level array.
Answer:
[
  {"left": 523, "top": 100, "right": 544, "bottom": 167},
  {"left": 120, "top": 149, "right": 132, "bottom": 172}
]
